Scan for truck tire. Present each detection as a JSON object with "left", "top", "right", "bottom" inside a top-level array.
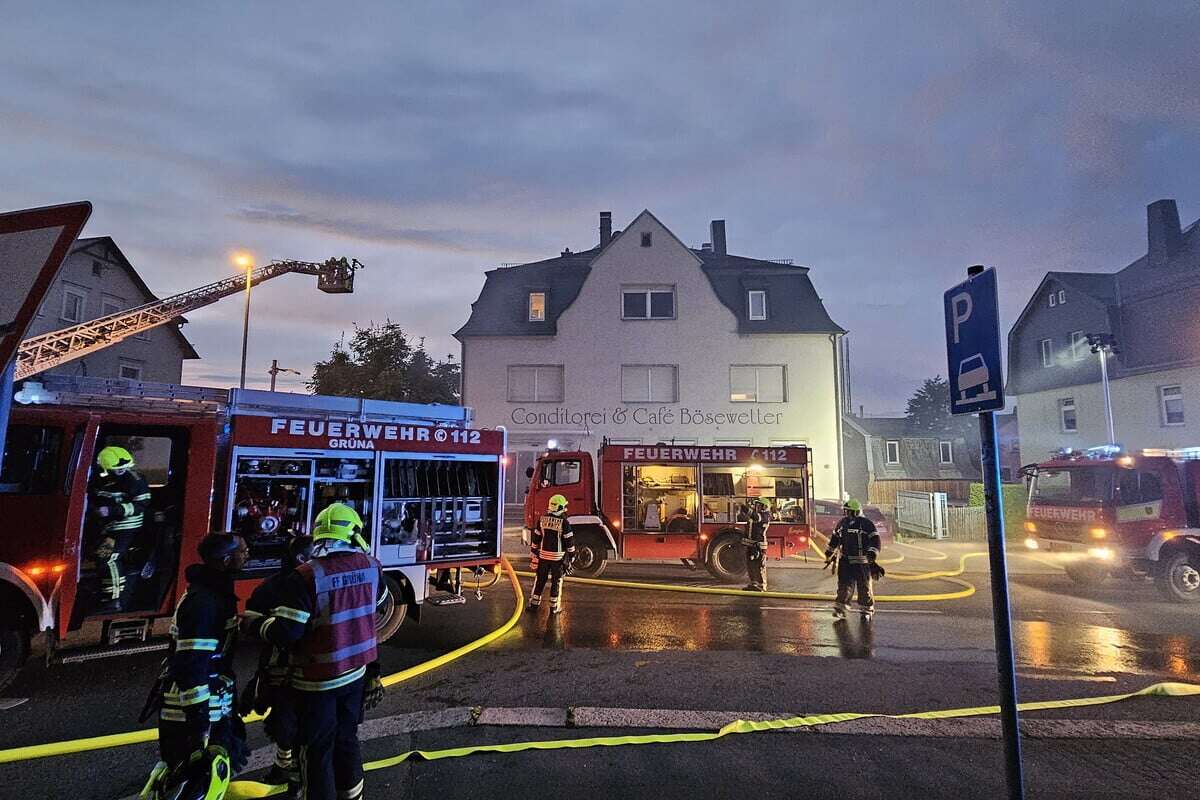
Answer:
[
  {"left": 0, "top": 615, "right": 30, "bottom": 694},
  {"left": 1064, "top": 561, "right": 1109, "bottom": 588},
  {"left": 706, "top": 534, "right": 747, "bottom": 583},
  {"left": 375, "top": 574, "right": 409, "bottom": 643},
  {"left": 1154, "top": 550, "right": 1200, "bottom": 603},
  {"left": 571, "top": 531, "right": 608, "bottom": 578}
]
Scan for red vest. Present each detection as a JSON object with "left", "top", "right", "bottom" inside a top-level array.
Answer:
[{"left": 294, "top": 550, "right": 381, "bottom": 683}]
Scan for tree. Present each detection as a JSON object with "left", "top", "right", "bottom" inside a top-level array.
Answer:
[
  {"left": 308, "top": 321, "right": 460, "bottom": 404},
  {"left": 905, "top": 376, "right": 972, "bottom": 435}
]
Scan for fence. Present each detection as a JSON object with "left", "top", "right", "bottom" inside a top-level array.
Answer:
[
  {"left": 868, "top": 479, "right": 975, "bottom": 505},
  {"left": 895, "top": 490, "right": 948, "bottom": 539},
  {"left": 944, "top": 505, "right": 988, "bottom": 541}
]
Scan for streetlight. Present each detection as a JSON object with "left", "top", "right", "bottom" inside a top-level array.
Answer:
[
  {"left": 233, "top": 252, "right": 255, "bottom": 390},
  {"left": 268, "top": 359, "right": 302, "bottom": 392},
  {"left": 1086, "top": 333, "right": 1120, "bottom": 446}
]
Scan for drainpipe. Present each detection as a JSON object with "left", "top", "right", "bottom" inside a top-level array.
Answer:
[{"left": 831, "top": 333, "right": 846, "bottom": 500}]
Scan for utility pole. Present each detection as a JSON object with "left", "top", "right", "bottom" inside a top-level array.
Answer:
[
  {"left": 1086, "top": 333, "right": 1119, "bottom": 446},
  {"left": 268, "top": 359, "right": 302, "bottom": 392}
]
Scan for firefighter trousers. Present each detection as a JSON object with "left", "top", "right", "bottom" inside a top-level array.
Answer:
[
  {"left": 297, "top": 676, "right": 366, "bottom": 800},
  {"left": 834, "top": 562, "right": 874, "bottom": 613},
  {"left": 745, "top": 545, "right": 767, "bottom": 590},
  {"left": 530, "top": 559, "right": 565, "bottom": 612}
]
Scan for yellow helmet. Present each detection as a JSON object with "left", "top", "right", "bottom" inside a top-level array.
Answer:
[
  {"left": 548, "top": 494, "right": 568, "bottom": 513},
  {"left": 97, "top": 445, "right": 134, "bottom": 475},
  {"left": 313, "top": 502, "right": 364, "bottom": 543}
]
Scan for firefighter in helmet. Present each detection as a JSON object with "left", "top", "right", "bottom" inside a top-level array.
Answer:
[
  {"left": 144, "top": 532, "right": 248, "bottom": 799},
  {"left": 528, "top": 494, "right": 575, "bottom": 614},
  {"left": 742, "top": 498, "right": 772, "bottom": 591},
  {"left": 89, "top": 445, "right": 152, "bottom": 612},
  {"left": 826, "top": 499, "right": 883, "bottom": 621},
  {"left": 242, "top": 503, "right": 388, "bottom": 800}
]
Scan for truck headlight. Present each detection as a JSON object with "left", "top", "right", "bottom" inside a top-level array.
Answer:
[
  {"left": 1024, "top": 537, "right": 1039, "bottom": 550},
  {"left": 1090, "top": 528, "right": 1109, "bottom": 540},
  {"left": 1088, "top": 546, "right": 1114, "bottom": 561}
]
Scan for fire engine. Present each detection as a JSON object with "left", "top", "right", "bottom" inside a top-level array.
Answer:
[
  {"left": 0, "top": 375, "right": 506, "bottom": 691},
  {"left": 523, "top": 442, "right": 812, "bottom": 581},
  {"left": 1021, "top": 445, "right": 1200, "bottom": 602}
]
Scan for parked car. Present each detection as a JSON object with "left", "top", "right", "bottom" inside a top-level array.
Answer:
[{"left": 812, "top": 499, "right": 894, "bottom": 546}]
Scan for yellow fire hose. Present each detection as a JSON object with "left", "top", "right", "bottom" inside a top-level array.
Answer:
[
  {"left": 0, "top": 557, "right": 524, "bottom": 765},
  {"left": 223, "top": 681, "right": 1200, "bottom": 798}
]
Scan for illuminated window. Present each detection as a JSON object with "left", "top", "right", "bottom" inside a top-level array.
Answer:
[{"left": 528, "top": 292, "right": 546, "bottom": 322}]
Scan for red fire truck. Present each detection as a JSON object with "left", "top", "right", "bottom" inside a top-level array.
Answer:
[
  {"left": 0, "top": 376, "right": 506, "bottom": 691},
  {"left": 1021, "top": 446, "right": 1200, "bottom": 602},
  {"left": 523, "top": 443, "right": 813, "bottom": 581}
]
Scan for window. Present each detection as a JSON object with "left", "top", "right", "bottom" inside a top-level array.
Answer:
[
  {"left": 1059, "top": 397, "right": 1077, "bottom": 433},
  {"left": 641, "top": 231, "right": 652, "bottom": 247},
  {"left": 1049, "top": 293, "right": 1057, "bottom": 308},
  {"left": 748, "top": 290, "right": 767, "bottom": 321},
  {"left": 1058, "top": 289, "right": 1066, "bottom": 305},
  {"left": 539, "top": 459, "right": 581, "bottom": 487},
  {"left": 771, "top": 440, "right": 808, "bottom": 448},
  {"left": 939, "top": 440, "right": 953, "bottom": 464},
  {"left": 507, "top": 365, "right": 564, "bottom": 402},
  {"left": 61, "top": 287, "right": 86, "bottom": 322},
  {"left": 1117, "top": 470, "right": 1163, "bottom": 508},
  {"left": 885, "top": 440, "right": 901, "bottom": 465},
  {"left": 1160, "top": 385, "right": 1185, "bottom": 426},
  {"left": 622, "top": 286, "right": 676, "bottom": 319},
  {"left": 1070, "top": 331, "right": 1088, "bottom": 360},
  {"left": 608, "top": 438, "right": 641, "bottom": 445},
  {"left": 1040, "top": 338, "right": 1053, "bottom": 367},
  {"left": 101, "top": 294, "right": 124, "bottom": 318},
  {"left": 729, "top": 365, "right": 785, "bottom": 403},
  {"left": 716, "top": 439, "right": 753, "bottom": 446},
  {"left": 99, "top": 432, "right": 175, "bottom": 487},
  {"left": 622, "top": 464, "right": 697, "bottom": 532},
  {"left": 621, "top": 365, "right": 678, "bottom": 403},
  {"left": 92, "top": 259, "right": 103, "bottom": 277},
  {"left": 528, "top": 292, "right": 546, "bottom": 322},
  {"left": 0, "top": 425, "right": 63, "bottom": 494},
  {"left": 119, "top": 361, "right": 144, "bottom": 380}
]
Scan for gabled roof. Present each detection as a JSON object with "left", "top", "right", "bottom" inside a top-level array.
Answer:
[
  {"left": 71, "top": 236, "right": 201, "bottom": 359},
  {"left": 454, "top": 213, "right": 843, "bottom": 339}
]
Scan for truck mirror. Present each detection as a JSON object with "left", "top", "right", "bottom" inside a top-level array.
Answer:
[{"left": 525, "top": 466, "right": 534, "bottom": 479}]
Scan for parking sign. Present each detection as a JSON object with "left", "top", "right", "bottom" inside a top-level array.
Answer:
[{"left": 944, "top": 267, "right": 1004, "bottom": 415}]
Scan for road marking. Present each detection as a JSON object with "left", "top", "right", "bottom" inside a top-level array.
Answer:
[
  {"left": 757, "top": 606, "right": 942, "bottom": 615},
  {"left": 0, "top": 698, "right": 29, "bottom": 711}
]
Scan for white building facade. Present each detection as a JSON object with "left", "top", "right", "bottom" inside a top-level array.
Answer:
[{"left": 456, "top": 210, "right": 847, "bottom": 503}]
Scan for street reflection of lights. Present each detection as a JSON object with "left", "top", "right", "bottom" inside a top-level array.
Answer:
[
  {"left": 607, "top": 631, "right": 620, "bottom": 648},
  {"left": 1022, "top": 620, "right": 1052, "bottom": 667},
  {"left": 1165, "top": 636, "right": 1191, "bottom": 676},
  {"left": 1090, "top": 625, "right": 1131, "bottom": 674}
]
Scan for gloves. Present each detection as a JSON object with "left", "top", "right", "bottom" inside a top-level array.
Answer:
[
  {"left": 94, "top": 537, "right": 117, "bottom": 560},
  {"left": 564, "top": 557, "right": 575, "bottom": 576},
  {"left": 870, "top": 563, "right": 886, "bottom": 580},
  {"left": 362, "top": 663, "right": 384, "bottom": 712}
]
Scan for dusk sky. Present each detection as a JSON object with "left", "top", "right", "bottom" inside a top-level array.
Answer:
[{"left": 3, "top": 2, "right": 1199, "bottom": 410}]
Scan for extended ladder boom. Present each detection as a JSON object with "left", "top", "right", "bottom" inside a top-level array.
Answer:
[{"left": 16, "top": 257, "right": 361, "bottom": 379}]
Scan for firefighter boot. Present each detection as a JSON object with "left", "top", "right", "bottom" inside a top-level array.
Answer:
[{"left": 832, "top": 606, "right": 846, "bottom": 621}]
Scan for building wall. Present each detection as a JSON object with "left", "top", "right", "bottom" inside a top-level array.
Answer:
[
  {"left": 25, "top": 247, "right": 192, "bottom": 383},
  {"left": 842, "top": 425, "right": 869, "bottom": 501},
  {"left": 463, "top": 212, "right": 843, "bottom": 500},
  {"left": 1008, "top": 278, "right": 1108, "bottom": 395},
  {"left": 1014, "top": 365, "right": 1200, "bottom": 461}
]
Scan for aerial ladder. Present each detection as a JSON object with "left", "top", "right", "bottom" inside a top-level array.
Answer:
[{"left": 14, "top": 257, "right": 362, "bottom": 380}]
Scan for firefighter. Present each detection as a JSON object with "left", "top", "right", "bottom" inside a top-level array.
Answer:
[
  {"left": 242, "top": 535, "right": 314, "bottom": 796},
  {"left": 89, "top": 445, "right": 152, "bottom": 612},
  {"left": 527, "top": 493, "right": 575, "bottom": 614},
  {"left": 827, "top": 499, "right": 883, "bottom": 621},
  {"left": 146, "top": 532, "right": 248, "bottom": 798},
  {"left": 742, "top": 498, "right": 771, "bottom": 591},
  {"left": 243, "top": 503, "right": 388, "bottom": 800}
]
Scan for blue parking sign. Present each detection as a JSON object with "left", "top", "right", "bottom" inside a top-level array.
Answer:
[{"left": 944, "top": 267, "right": 1004, "bottom": 415}]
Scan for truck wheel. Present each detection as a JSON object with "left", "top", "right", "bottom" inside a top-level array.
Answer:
[
  {"left": 706, "top": 535, "right": 747, "bottom": 583},
  {"left": 1154, "top": 551, "right": 1200, "bottom": 603},
  {"left": 571, "top": 534, "right": 608, "bottom": 578},
  {"left": 375, "top": 575, "right": 409, "bottom": 643},
  {"left": 1064, "top": 561, "right": 1109, "bottom": 588},
  {"left": 0, "top": 616, "right": 31, "bottom": 694}
]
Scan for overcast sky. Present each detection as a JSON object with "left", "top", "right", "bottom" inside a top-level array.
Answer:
[{"left": 3, "top": 2, "right": 1198, "bottom": 410}]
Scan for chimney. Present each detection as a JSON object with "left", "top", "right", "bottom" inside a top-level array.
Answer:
[
  {"left": 701, "top": 242, "right": 712, "bottom": 252},
  {"left": 1148, "top": 199, "right": 1182, "bottom": 268},
  {"left": 600, "top": 211, "right": 612, "bottom": 248},
  {"left": 710, "top": 220, "right": 727, "bottom": 256}
]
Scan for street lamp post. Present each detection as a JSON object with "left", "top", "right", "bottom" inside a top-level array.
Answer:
[
  {"left": 1086, "top": 333, "right": 1120, "bottom": 446},
  {"left": 268, "top": 359, "right": 302, "bottom": 392},
  {"left": 234, "top": 253, "right": 254, "bottom": 390}
]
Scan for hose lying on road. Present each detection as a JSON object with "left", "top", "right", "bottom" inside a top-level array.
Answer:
[
  {"left": 0, "top": 557, "right": 524, "bottom": 764},
  {"left": 224, "top": 681, "right": 1200, "bottom": 798}
]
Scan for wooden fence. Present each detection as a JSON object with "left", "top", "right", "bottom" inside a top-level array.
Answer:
[
  {"left": 943, "top": 505, "right": 988, "bottom": 541},
  {"left": 867, "top": 479, "right": 975, "bottom": 505}
]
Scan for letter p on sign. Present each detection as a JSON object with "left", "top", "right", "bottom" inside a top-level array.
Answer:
[{"left": 951, "top": 292, "right": 972, "bottom": 345}]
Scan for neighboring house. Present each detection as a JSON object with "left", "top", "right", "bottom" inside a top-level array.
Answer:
[
  {"left": 455, "top": 210, "right": 847, "bottom": 504},
  {"left": 842, "top": 415, "right": 981, "bottom": 504},
  {"left": 1008, "top": 199, "right": 1200, "bottom": 460},
  {"left": 996, "top": 409, "right": 1022, "bottom": 482},
  {"left": 25, "top": 236, "right": 199, "bottom": 383}
]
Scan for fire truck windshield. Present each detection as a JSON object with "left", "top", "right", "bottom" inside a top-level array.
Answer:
[{"left": 1030, "top": 467, "right": 1115, "bottom": 505}]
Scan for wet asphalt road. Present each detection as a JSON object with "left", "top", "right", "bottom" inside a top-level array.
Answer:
[{"left": 2, "top": 532, "right": 1199, "bottom": 798}]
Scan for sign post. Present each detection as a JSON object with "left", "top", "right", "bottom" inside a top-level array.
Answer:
[{"left": 944, "top": 265, "right": 1024, "bottom": 800}]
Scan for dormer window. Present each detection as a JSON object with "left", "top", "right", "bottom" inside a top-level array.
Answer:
[
  {"left": 528, "top": 291, "right": 546, "bottom": 322},
  {"left": 1049, "top": 288, "right": 1066, "bottom": 308},
  {"left": 1049, "top": 292, "right": 1056, "bottom": 308},
  {"left": 748, "top": 290, "right": 767, "bottom": 320}
]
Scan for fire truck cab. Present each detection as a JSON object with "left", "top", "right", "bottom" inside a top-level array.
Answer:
[
  {"left": 523, "top": 443, "right": 812, "bottom": 581},
  {"left": 1022, "top": 445, "right": 1200, "bottom": 602},
  {"left": 0, "top": 376, "right": 506, "bottom": 691}
]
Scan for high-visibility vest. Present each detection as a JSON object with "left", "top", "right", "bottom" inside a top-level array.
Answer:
[{"left": 292, "top": 550, "right": 381, "bottom": 690}]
